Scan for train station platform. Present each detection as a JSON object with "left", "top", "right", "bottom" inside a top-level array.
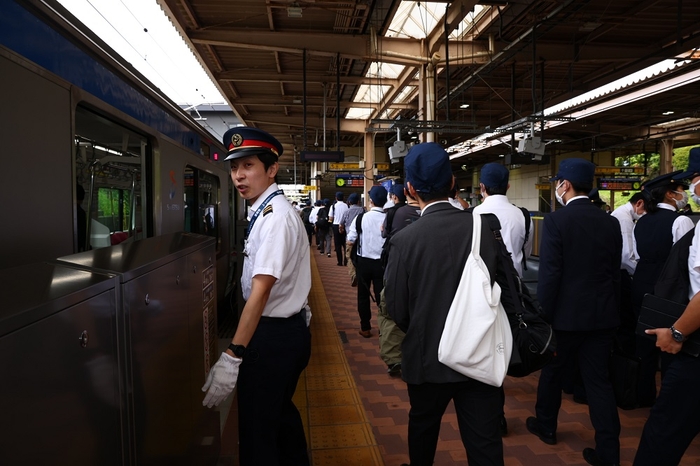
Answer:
[{"left": 219, "top": 245, "right": 700, "bottom": 465}]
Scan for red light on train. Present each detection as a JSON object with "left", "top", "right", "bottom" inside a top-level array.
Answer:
[{"left": 213, "top": 152, "right": 219, "bottom": 161}]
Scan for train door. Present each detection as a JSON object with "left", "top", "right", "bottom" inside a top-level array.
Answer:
[
  {"left": 184, "top": 166, "right": 220, "bottom": 250},
  {"left": 74, "top": 105, "right": 149, "bottom": 252}
]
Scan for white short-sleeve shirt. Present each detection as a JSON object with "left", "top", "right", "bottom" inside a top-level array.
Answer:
[{"left": 242, "top": 183, "right": 311, "bottom": 317}]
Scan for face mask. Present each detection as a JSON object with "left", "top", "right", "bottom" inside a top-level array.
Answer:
[
  {"left": 631, "top": 208, "right": 644, "bottom": 221},
  {"left": 673, "top": 190, "right": 689, "bottom": 210},
  {"left": 554, "top": 181, "right": 566, "bottom": 206},
  {"left": 691, "top": 180, "right": 700, "bottom": 206}
]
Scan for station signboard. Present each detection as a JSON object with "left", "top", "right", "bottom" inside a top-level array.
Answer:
[
  {"left": 597, "top": 177, "right": 643, "bottom": 190},
  {"left": 595, "top": 166, "right": 645, "bottom": 175},
  {"left": 335, "top": 174, "right": 364, "bottom": 187}
]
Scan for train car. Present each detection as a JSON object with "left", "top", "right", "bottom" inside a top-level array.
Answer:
[{"left": 0, "top": 0, "right": 236, "bottom": 306}]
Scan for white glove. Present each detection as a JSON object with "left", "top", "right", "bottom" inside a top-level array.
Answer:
[
  {"left": 305, "top": 307, "right": 312, "bottom": 327},
  {"left": 202, "top": 352, "right": 241, "bottom": 408}
]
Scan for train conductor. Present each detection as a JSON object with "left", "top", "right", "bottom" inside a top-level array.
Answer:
[{"left": 202, "top": 127, "right": 312, "bottom": 466}]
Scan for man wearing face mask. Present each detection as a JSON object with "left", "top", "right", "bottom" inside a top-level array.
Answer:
[
  {"left": 631, "top": 172, "right": 694, "bottom": 408},
  {"left": 528, "top": 158, "right": 623, "bottom": 466}
]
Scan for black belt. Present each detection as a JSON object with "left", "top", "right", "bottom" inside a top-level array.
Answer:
[{"left": 259, "top": 307, "right": 307, "bottom": 323}]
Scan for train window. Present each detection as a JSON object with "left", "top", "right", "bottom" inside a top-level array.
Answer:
[
  {"left": 74, "top": 105, "right": 148, "bottom": 251},
  {"left": 184, "top": 166, "right": 221, "bottom": 250}
]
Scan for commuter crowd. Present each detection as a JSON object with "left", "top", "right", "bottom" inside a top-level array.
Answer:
[{"left": 203, "top": 125, "right": 700, "bottom": 466}]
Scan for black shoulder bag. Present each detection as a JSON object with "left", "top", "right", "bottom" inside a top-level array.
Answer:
[{"left": 481, "top": 213, "right": 556, "bottom": 377}]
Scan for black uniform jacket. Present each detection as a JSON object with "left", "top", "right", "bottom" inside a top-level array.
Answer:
[
  {"left": 384, "top": 202, "right": 508, "bottom": 385},
  {"left": 537, "top": 198, "right": 622, "bottom": 332}
]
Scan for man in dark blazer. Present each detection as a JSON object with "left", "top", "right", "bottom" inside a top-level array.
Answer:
[
  {"left": 385, "top": 142, "right": 509, "bottom": 466},
  {"left": 527, "top": 158, "right": 622, "bottom": 466}
]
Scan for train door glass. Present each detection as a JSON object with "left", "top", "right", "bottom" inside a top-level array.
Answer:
[
  {"left": 74, "top": 105, "right": 148, "bottom": 251},
  {"left": 184, "top": 166, "right": 220, "bottom": 250}
]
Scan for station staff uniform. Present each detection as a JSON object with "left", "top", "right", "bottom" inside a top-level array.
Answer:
[
  {"left": 473, "top": 194, "right": 532, "bottom": 277},
  {"left": 631, "top": 172, "right": 694, "bottom": 406},
  {"left": 331, "top": 194, "right": 349, "bottom": 265},
  {"left": 347, "top": 186, "right": 386, "bottom": 335},
  {"left": 634, "top": 155, "right": 700, "bottom": 465},
  {"left": 611, "top": 202, "right": 639, "bottom": 276},
  {"left": 237, "top": 182, "right": 312, "bottom": 465},
  {"left": 530, "top": 158, "right": 622, "bottom": 466}
]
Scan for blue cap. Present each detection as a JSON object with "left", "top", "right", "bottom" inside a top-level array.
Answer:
[
  {"left": 642, "top": 170, "right": 687, "bottom": 193},
  {"left": 368, "top": 186, "right": 388, "bottom": 206},
  {"left": 673, "top": 147, "right": 700, "bottom": 181},
  {"left": 588, "top": 188, "right": 605, "bottom": 206},
  {"left": 550, "top": 158, "right": 595, "bottom": 184},
  {"left": 335, "top": 191, "right": 344, "bottom": 201},
  {"left": 480, "top": 163, "right": 509, "bottom": 189},
  {"left": 391, "top": 183, "right": 406, "bottom": 203},
  {"left": 404, "top": 142, "right": 453, "bottom": 193},
  {"left": 347, "top": 192, "right": 360, "bottom": 204},
  {"left": 223, "top": 126, "right": 283, "bottom": 161}
]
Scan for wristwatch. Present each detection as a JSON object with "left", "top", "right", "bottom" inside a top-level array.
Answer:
[
  {"left": 670, "top": 326, "right": 686, "bottom": 343},
  {"left": 228, "top": 343, "right": 247, "bottom": 358}
]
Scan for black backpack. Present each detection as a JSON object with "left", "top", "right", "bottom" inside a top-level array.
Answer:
[
  {"left": 654, "top": 228, "right": 694, "bottom": 305},
  {"left": 300, "top": 206, "right": 312, "bottom": 225},
  {"left": 350, "top": 212, "right": 365, "bottom": 267},
  {"left": 517, "top": 206, "right": 531, "bottom": 271},
  {"left": 316, "top": 207, "right": 329, "bottom": 230}
]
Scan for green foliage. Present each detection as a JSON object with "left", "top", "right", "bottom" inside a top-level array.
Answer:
[
  {"left": 98, "top": 188, "right": 131, "bottom": 231},
  {"left": 607, "top": 146, "right": 700, "bottom": 210}
]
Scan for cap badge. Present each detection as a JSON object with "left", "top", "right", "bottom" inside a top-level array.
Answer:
[{"left": 231, "top": 133, "right": 243, "bottom": 147}]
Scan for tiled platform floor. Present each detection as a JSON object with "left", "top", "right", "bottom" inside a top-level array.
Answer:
[{"left": 312, "top": 243, "right": 700, "bottom": 466}]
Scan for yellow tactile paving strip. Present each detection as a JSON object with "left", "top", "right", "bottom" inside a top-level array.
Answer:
[{"left": 292, "top": 253, "right": 384, "bottom": 466}]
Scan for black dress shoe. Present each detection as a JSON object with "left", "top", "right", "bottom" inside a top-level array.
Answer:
[
  {"left": 583, "top": 447, "right": 620, "bottom": 466},
  {"left": 387, "top": 363, "right": 402, "bottom": 377},
  {"left": 526, "top": 416, "right": 557, "bottom": 445},
  {"left": 500, "top": 416, "right": 508, "bottom": 436}
]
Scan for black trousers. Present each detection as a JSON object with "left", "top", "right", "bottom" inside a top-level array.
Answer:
[
  {"left": 536, "top": 329, "right": 620, "bottom": 464},
  {"left": 332, "top": 224, "right": 346, "bottom": 265},
  {"left": 356, "top": 256, "right": 384, "bottom": 331},
  {"left": 406, "top": 381, "right": 504, "bottom": 466},
  {"left": 634, "top": 352, "right": 700, "bottom": 466},
  {"left": 237, "top": 310, "right": 311, "bottom": 466}
]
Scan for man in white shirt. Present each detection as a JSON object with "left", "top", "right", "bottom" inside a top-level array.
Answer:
[
  {"left": 347, "top": 186, "right": 387, "bottom": 337},
  {"left": 610, "top": 192, "right": 646, "bottom": 354},
  {"left": 330, "top": 191, "right": 350, "bottom": 266},
  {"left": 473, "top": 163, "right": 532, "bottom": 278}
]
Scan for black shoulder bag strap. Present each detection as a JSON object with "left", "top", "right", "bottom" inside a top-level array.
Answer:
[{"left": 519, "top": 206, "right": 530, "bottom": 271}]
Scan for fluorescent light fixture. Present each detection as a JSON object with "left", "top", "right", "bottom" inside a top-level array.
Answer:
[
  {"left": 287, "top": 6, "right": 302, "bottom": 17},
  {"left": 662, "top": 110, "right": 674, "bottom": 115},
  {"left": 460, "top": 104, "right": 470, "bottom": 109}
]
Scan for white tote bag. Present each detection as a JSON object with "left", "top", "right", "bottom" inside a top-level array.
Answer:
[{"left": 437, "top": 212, "right": 513, "bottom": 387}]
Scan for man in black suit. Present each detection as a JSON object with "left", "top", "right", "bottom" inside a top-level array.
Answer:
[
  {"left": 385, "top": 142, "right": 509, "bottom": 466},
  {"left": 527, "top": 158, "right": 622, "bottom": 466}
]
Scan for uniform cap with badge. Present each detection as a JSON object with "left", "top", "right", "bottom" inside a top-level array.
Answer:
[
  {"left": 550, "top": 158, "right": 595, "bottom": 184},
  {"left": 404, "top": 142, "right": 453, "bottom": 193},
  {"left": 223, "top": 126, "right": 284, "bottom": 161},
  {"left": 480, "top": 163, "right": 509, "bottom": 189}
]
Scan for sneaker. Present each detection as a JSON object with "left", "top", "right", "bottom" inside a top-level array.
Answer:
[
  {"left": 526, "top": 416, "right": 557, "bottom": 445},
  {"left": 327, "top": 253, "right": 331, "bottom": 257},
  {"left": 387, "top": 363, "right": 402, "bottom": 377},
  {"left": 583, "top": 448, "right": 620, "bottom": 466}
]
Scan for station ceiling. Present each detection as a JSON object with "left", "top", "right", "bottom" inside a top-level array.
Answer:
[{"left": 158, "top": 0, "right": 700, "bottom": 184}]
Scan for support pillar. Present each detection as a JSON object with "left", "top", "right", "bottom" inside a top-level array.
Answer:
[
  {"left": 363, "top": 131, "right": 375, "bottom": 209},
  {"left": 660, "top": 139, "right": 674, "bottom": 175}
]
